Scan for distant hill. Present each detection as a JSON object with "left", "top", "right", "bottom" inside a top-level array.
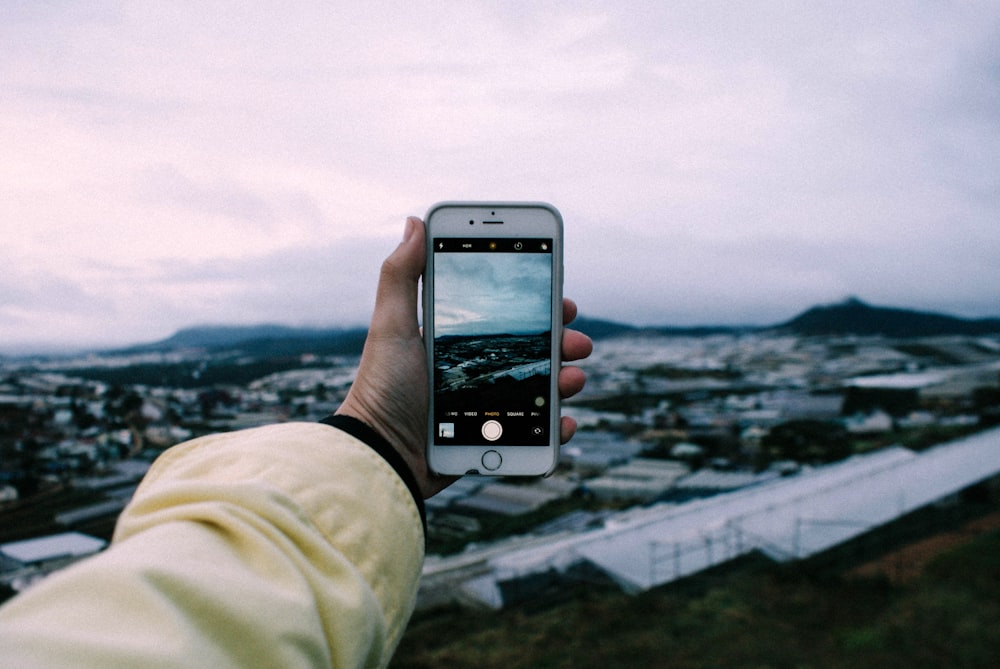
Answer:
[
  {"left": 119, "top": 324, "right": 369, "bottom": 356},
  {"left": 573, "top": 299, "right": 1000, "bottom": 340},
  {"left": 571, "top": 316, "right": 741, "bottom": 340},
  {"left": 776, "top": 298, "right": 1000, "bottom": 338},
  {"left": 113, "top": 298, "right": 1000, "bottom": 356},
  {"left": 570, "top": 316, "right": 640, "bottom": 339},
  {"left": 147, "top": 325, "right": 323, "bottom": 349}
]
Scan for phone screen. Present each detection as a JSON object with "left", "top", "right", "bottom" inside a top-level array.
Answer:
[{"left": 431, "top": 237, "right": 554, "bottom": 447}]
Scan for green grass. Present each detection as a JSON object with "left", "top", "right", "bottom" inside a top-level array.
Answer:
[{"left": 393, "top": 524, "right": 1000, "bottom": 668}]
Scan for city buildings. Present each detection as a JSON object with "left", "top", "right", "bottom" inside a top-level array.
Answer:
[{"left": 2, "top": 329, "right": 999, "bottom": 600}]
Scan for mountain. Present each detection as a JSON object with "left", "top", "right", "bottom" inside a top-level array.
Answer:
[
  {"left": 571, "top": 316, "right": 742, "bottom": 339},
  {"left": 148, "top": 325, "right": 321, "bottom": 349},
  {"left": 111, "top": 298, "right": 999, "bottom": 356},
  {"left": 119, "top": 324, "right": 369, "bottom": 356},
  {"left": 569, "top": 316, "right": 640, "bottom": 339},
  {"left": 776, "top": 297, "right": 1000, "bottom": 338},
  {"left": 575, "top": 299, "right": 1000, "bottom": 340}
]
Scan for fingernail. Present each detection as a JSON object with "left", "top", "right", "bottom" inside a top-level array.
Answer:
[{"left": 402, "top": 217, "right": 416, "bottom": 243}]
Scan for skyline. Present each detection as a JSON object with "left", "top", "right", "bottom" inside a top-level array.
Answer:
[
  {"left": 2, "top": 2, "right": 999, "bottom": 352},
  {"left": 9, "top": 293, "right": 999, "bottom": 357}
]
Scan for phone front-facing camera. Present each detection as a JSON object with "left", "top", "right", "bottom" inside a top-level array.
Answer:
[{"left": 469, "top": 219, "right": 474, "bottom": 225}]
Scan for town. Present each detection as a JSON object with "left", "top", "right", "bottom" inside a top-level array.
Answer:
[
  {"left": 2, "top": 320, "right": 1000, "bottom": 605},
  {"left": 434, "top": 332, "right": 551, "bottom": 393}
]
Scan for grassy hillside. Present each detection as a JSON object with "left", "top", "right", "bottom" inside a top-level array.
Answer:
[{"left": 393, "top": 507, "right": 1000, "bottom": 668}]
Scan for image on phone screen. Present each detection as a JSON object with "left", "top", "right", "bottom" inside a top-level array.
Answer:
[{"left": 432, "top": 237, "right": 554, "bottom": 447}]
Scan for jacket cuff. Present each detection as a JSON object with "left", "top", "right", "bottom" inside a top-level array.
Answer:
[{"left": 319, "top": 415, "right": 426, "bottom": 531}]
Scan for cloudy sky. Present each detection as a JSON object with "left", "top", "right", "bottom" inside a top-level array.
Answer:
[
  {"left": 2, "top": 1, "right": 998, "bottom": 352},
  {"left": 434, "top": 251, "right": 552, "bottom": 337}
]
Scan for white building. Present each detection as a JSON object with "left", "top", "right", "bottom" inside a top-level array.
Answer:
[{"left": 1, "top": 532, "right": 107, "bottom": 593}]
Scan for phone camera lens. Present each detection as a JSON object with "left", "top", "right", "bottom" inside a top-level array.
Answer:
[{"left": 469, "top": 219, "right": 474, "bottom": 225}]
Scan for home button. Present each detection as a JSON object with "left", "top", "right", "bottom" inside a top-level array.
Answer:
[{"left": 481, "top": 450, "right": 502, "bottom": 471}]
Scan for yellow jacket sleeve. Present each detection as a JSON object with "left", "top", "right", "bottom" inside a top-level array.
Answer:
[{"left": 0, "top": 422, "right": 425, "bottom": 668}]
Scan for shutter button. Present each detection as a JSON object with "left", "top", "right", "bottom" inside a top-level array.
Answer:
[{"left": 481, "top": 420, "right": 502, "bottom": 441}]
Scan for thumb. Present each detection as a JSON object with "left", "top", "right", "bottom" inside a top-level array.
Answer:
[{"left": 369, "top": 217, "right": 425, "bottom": 337}]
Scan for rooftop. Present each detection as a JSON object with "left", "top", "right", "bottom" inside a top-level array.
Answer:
[{"left": 1, "top": 532, "right": 107, "bottom": 566}]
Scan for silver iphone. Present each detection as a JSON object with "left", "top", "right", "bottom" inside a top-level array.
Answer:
[{"left": 424, "top": 202, "right": 564, "bottom": 476}]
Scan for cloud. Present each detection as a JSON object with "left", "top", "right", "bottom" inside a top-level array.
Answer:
[
  {"left": 131, "top": 234, "right": 395, "bottom": 334},
  {"left": 1, "top": 1, "right": 999, "bottom": 349},
  {"left": 434, "top": 252, "right": 552, "bottom": 336},
  {"left": 135, "top": 164, "right": 325, "bottom": 231},
  {"left": 0, "top": 271, "right": 110, "bottom": 315},
  {"left": 0, "top": 268, "right": 119, "bottom": 350}
]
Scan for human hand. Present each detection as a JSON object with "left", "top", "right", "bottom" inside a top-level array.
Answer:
[{"left": 337, "top": 216, "right": 593, "bottom": 498}]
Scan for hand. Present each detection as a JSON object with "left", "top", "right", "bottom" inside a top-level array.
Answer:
[{"left": 337, "top": 217, "right": 593, "bottom": 498}]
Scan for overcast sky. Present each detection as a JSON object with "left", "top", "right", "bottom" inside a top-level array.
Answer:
[
  {"left": 2, "top": 1, "right": 999, "bottom": 352},
  {"left": 434, "top": 251, "right": 552, "bottom": 337}
]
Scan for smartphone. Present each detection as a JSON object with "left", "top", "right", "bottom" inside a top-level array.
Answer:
[{"left": 424, "top": 202, "right": 563, "bottom": 476}]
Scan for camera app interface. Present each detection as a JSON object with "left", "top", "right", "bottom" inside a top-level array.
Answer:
[{"left": 433, "top": 238, "right": 553, "bottom": 447}]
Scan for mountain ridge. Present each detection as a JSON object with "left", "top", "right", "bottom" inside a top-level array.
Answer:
[
  {"left": 774, "top": 297, "right": 1000, "bottom": 338},
  {"left": 115, "top": 324, "right": 369, "bottom": 357},
  {"left": 113, "top": 298, "right": 1000, "bottom": 355}
]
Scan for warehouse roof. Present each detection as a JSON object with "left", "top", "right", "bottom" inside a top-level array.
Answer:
[
  {"left": 1, "top": 532, "right": 106, "bottom": 566},
  {"left": 438, "top": 425, "right": 1000, "bottom": 606}
]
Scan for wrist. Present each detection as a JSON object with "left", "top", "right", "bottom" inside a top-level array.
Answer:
[{"left": 319, "top": 414, "right": 426, "bottom": 529}]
